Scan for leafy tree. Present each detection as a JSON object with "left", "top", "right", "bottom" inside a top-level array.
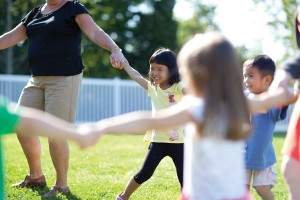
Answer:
[
  {"left": 0, "top": 0, "right": 43, "bottom": 74},
  {"left": 176, "top": 0, "right": 218, "bottom": 47},
  {"left": 175, "top": 1, "right": 249, "bottom": 67},
  {"left": 80, "top": 0, "right": 178, "bottom": 78},
  {"left": 0, "top": 0, "right": 178, "bottom": 78},
  {"left": 1, "top": 0, "right": 222, "bottom": 79},
  {"left": 253, "top": 0, "right": 300, "bottom": 62}
]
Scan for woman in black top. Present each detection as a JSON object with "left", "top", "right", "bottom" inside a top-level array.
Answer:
[{"left": 0, "top": 0, "right": 127, "bottom": 197}]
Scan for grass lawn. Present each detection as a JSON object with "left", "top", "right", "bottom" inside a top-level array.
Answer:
[
  {"left": 251, "top": 132, "right": 288, "bottom": 200},
  {"left": 3, "top": 132, "right": 288, "bottom": 199}
]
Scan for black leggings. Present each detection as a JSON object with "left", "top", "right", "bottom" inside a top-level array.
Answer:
[{"left": 133, "top": 142, "right": 184, "bottom": 187}]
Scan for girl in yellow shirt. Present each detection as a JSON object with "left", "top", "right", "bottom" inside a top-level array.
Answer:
[{"left": 117, "top": 48, "right": 185, "bottom": 200}]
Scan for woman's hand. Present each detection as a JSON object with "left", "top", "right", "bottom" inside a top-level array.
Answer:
[{"left": 110, "top": 48, "right": 128, "bottom": 69}]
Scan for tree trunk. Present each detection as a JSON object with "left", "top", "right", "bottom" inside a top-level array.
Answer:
[{"left": 6, "top": 0, "right": 13, "bottom": 74}]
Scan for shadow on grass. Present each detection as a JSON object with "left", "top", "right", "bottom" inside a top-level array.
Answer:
[{"left": 31, "top": 186, "right": 81, "bottom": 200}]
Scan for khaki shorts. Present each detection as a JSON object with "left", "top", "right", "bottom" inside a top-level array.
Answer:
[
  {"left": 246, "top": 165, "right": 277, "bottom": 187},
  {"left": 17, "top": 73, "right": 82, "bottom": 123}
]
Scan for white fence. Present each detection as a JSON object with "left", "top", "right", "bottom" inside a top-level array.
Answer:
[
  {"left": 0, "top": 74, "right": 293, "bottom": 132},
  {"left": 0, "top": 74, "right": 151, "bottom": 124}
]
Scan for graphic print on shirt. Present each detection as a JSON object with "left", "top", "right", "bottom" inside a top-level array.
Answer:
[{"left": 168, "top": 94, "right": 179, "bottom": 141}]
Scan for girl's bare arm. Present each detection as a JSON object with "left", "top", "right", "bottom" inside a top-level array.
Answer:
[
  {"left": 16, "top": 108, "right": 98, "bottom": 148},
  {"left": 123, "top": 64, "right": 148, "bottom": 90},
  {"left": 97, "top": 103, "right": 193, "bottom": 134}
]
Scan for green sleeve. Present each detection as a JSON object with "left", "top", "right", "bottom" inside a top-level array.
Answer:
[{"left": 0, "top": 96, "right": 21, "bottom": 135}]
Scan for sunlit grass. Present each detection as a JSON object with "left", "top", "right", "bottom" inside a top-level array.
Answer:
[
  {"left": 250, "top": 132, "right": 288, "bottom": 200},
  {"left": 3, "top": 134, "right": 181, "bottom": 200},
  {"left": 3, "top": 132, "right": 288, "bottom": 199}
]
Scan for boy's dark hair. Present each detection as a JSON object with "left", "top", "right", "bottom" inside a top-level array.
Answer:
[
  {"left": 149, "top": 47, "right": 180, "bottom": 85},
  {"left": 243, "top": 54, "right": 276, "bottom": 79}
]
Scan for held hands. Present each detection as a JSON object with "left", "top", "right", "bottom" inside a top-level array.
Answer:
[
  {"left": 75, "top": 123, "right": 105, "bottom": 149},
  {"left": 110, "top": 47, "right": 128, "bottom": 69},
  {"left": 250, "top": 86, "right": 297, "bottom": 114},
  {"left": 271, "top": 86, "right": 298, "bottom": 107},
  {"left": 269, "top": 69, "right": 291, "bottom": 93},
  {"left": 269, "top": 69, "right": 298, "bottom": 106}
]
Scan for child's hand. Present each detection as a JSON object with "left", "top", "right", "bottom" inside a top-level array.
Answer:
[
  {"left": 76, "top": 124, "right": 104, "bottom": 149},
  {"left": 294, "top": 79, "right": 300, "bottom": 96},
  {"left": 110, "top": 48, "right": 127, "bottom": 70},
  {"left": 269, "top": 70, "right": 291, "bottom": 93},
  {"left": 275, "top": 86, "right": 298, "bottom": 106}
]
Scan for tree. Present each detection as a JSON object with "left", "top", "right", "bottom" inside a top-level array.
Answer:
[
  {"left": 0, "top": 0, "right": 42, "bottom": 74},
  {"left": 0, "top": 0, "right": 178, "bottom": 78},
  {"left": 176, "top": 0, "right": 218, "bottom": 47},
  {"left": 253, "top": 0, "right": 300, "bottom": 62},
  {"left": 80, "top": 0, "right": 178, "bottom": 78}
]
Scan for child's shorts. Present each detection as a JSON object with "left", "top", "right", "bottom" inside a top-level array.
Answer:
[{"left": 246, "top": 165, "right": 277, "bottom": 187}]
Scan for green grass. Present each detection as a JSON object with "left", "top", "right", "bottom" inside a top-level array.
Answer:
[
  {"left": 3, "top": 133, "right": 288, "bottom": 199},
  {"left": 250, "top": 132, "right": 288, "bottom": 200},
  {"left": 3, "top": 134, "right": 180, "bottom": 200}
]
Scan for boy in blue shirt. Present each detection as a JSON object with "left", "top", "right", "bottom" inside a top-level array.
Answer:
[{"left": 243, "top": 55, "right": 288, "bottom": 200}]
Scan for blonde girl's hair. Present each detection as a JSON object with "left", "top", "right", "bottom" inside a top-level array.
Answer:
[{"left": 178, "top": 32, "right": 251, "bottom": 140}]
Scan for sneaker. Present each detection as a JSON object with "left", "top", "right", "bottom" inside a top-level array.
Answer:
[
  {"left": 11, "top": 175, "right": 46, "bottom": 188},
  {"left": 43, "top": 186, "right": 70, "bottom": 197}
]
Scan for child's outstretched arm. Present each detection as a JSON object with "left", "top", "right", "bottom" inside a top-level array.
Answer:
[
  {"left": 16, "top": 107, "right": 99, "bottom": 149},
  {"left": 93, "top": 103, "right": 193, "bottom": 137},
  {"left": 123, "top": 63, "right": 148, "bottom": 90},
  {"left": 248, "top": 87, "right": 297, "bottom": 113}
]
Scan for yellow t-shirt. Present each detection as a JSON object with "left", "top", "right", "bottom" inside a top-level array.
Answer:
[{"left": 144, "top": 81, "right": 185, "bottom": 143}]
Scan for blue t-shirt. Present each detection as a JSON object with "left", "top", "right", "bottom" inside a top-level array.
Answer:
[{"left": 245, "top": 106, "right": 288, "bottom": 170}]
